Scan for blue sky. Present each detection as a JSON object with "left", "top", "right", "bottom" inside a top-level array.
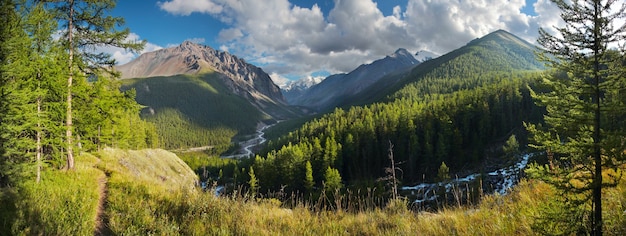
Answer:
[{"left": 111, "top": 0, "right": 559, "bottom": 84}]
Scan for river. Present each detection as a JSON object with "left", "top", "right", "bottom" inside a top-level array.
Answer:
[
  {"left": 220, "top": 122, "right": 276, "bottom": 159},
  {"left": 401, "top": 152, "right": 537, "bottom": 204}
]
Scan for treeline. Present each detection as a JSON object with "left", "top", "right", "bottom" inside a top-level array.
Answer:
[
  {"left": 248, "top": 31, "right": 547, "bottom": 197},
  {"left": 122, "top": 74, "right": 264, "bottom": 149},
  {"left": 147, "top": 109, "right": 236, "bottom": 150},
  {"left": 257, "top": 73, "right": 542, "bottom": 195},
  {"left": 0, "top": 0, "right": 156, "bottom": 184}
]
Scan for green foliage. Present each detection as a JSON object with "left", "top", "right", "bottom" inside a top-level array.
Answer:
[
  {"left": 526, "top": 0, "right": 626, "bottom": 234},
  {"left": 248, "top": 166, "right": 258, "bottom": 197},
  {"left": 256, "top": 31, "right": 546, "bottom": 200},
  {"left": 0, "top": 1, "right": 68, "bottom": 183},
  {"left": 304, "top": 160, "right": 314, "bottom": 195},
  {"left": 176, "top": 151, "right": 239, "bottom": 183},
  {"left": 1, "top": 147, "right": 625, "bottom": 235},
  {"left": 437, "top": 162, "right": 450, "bottom": 182},
  {"left": 0, "top": 0, "right": 156, "bottom": 185},
  {"left": 503, "top": 134, "right": 519, "bottom": 156},
  {"left": 324, "top": 167, "right": 343, "bottom": 193},
  {"left": 122, "top": 73, "right": 263, "bottom": 149}
]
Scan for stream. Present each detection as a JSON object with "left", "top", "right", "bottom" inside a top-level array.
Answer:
[
  {"left": 220, "top": 123, "right": 275, "bottom": 159},
  {"left": 401, "top": 153, "right": 537, "bottom": 204}
]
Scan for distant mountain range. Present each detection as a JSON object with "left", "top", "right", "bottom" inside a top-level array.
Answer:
[
  {"left": 114, "top": 29, "right": 540, "bottom": 149},
  {"left": 285, "top": 48, "right": 439, "bottom": 111},
  {"left": 280, "top": 76, "right": 325, "bottom": 104}
]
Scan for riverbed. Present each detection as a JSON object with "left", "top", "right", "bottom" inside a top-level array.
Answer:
[{"left": 220, "top": 122, "right": 275, "bottom": 159}]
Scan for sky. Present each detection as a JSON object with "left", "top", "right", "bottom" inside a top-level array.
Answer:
[{"left": 109, "top": 0, "right": 566, "bottom": 85}]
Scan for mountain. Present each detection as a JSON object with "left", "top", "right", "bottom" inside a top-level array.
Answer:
[
  {"left": 354, "top": 29, "right": 544, "bottom": 104},
  {"left": 414, "top": 50, "right": 439, "bottom": 62},
  {"left": 290, "top": 48, "right": 420, "bottom": 111},
  {"left": 117, "top": 42, "right": 301, "bottom": 149},
  {"left": 259, "top": 29, "right": 545, "bottom": 195},
  {"left": 280, "top": 76, "right": 324, "bottom": 104},
  {"left": 116, "top": 41, "right": 286, "bottom": 107}
]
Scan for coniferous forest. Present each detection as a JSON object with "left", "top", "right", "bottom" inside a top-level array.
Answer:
[{"left": 1, "top": 0, "right": 626, "bottom": 235}]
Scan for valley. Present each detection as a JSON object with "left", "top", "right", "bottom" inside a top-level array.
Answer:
[
  {"left": 117, "top": 29, "right": 547, "bottom": 201},
  {"left": 2, "top": 0, "right": 626, "bottom": 233},
  {"left": 221, "top": 122, "right": 276, "bottom": 159}
]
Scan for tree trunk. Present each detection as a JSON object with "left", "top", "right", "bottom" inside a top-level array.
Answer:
[
  {"left": 591, "top": 1, "right": 602, "bottom": 234},
  {"left": 36, "top": 91, "right": 41, "bottom": 183},
  {"left": 66, "top": 0, "right": 74, "bottom": 170}
]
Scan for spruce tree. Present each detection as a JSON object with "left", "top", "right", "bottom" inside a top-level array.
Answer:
[{"left": 526, "top": 0, "right": 626, "bottom": 234}]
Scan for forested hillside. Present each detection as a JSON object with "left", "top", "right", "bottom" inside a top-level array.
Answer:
[
  {"left": 121, "top": 72, "right": 264, "bottom": 150},
  {"left": 255, "top": 30, "right": 545, "bottom": 195}
]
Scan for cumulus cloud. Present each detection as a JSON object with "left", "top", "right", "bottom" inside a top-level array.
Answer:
[
  {"left": 269, "top": 72, "right": 290, "bottom": 87},
  {"left": 157, "top": 0, "right": 223, "bottom": 16},
  {"left": 155, "top": 0, "right": 590, "bottom": 80},
  {"left": 98, "top": 33, "right": 163, "bottom": 65}
]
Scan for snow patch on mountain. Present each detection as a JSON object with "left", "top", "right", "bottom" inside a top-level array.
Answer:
[
  {"left": 415, "top": 50, "right": 440, "bottom": 62},
  {"left": 281, "top": 76, "right": 325, "bottom": 91}
]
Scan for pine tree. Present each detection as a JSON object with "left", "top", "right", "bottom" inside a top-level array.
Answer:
[
  {"left": 48, "top": 0, "right": 145, "bottom": 169},
  {"left": 526, "top": 0, "right": 626, "bottom": 234}
]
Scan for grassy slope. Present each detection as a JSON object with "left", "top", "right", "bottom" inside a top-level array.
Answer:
[
  {"left": 121, "top": 72, "right": 264, "bottom": 149},
  {"left": 0, "top": 149, "right": 197, "bottom": 235},
  {"left": 1, "top": 149, "right": 624, "bottom": 234}
]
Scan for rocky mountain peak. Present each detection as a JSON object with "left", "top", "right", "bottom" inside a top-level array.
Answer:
[
  {"left": 414, "top": 50, "right": 440, "bottom": 62},
  {"left": 115, "top": 41, "right": 286, "bottom": 108},
  {"left": 391, "top": 48, "right": 412, "bottom": 58}
]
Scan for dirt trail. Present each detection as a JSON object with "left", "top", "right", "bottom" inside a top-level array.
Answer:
[{"left": 94, "top": 170, "right": 112, "bottom": 235}]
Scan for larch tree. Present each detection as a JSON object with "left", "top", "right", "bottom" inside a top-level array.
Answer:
[
  {"left": 0, "top": 0, "right": 21, "bottom": 185},
  {"left": 48, "top": 0, "right": 144, "bottom": 169},
  {"left": 304, "top": 160, "right": 314, "bottom": 195},
  {"left": 0, "top": 1, "right": 66, "bottom": 183},
  {"left": 526, "top": 0, "right": 626, "bottom": 234}
]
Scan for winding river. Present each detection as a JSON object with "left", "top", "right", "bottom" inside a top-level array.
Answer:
[{"left": 221, "top": 123, "right": 275, "bottom": 159}]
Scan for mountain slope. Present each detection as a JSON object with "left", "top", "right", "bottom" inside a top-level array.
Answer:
[
  {"left": 117, "top": 42, "right": 302, "bottom": 149},
  {"left": 388, "top": 29, "right": 543, "bottom": 98},
  {"left": 257, "top": 29, "right": 545, "bottom": 195},
  {"left": 346, "top": 29, "right": 544, "bottom": 106},
  {"left": 117, "top": 41, "right": 284, "bottom": 103},
  {"left": 116, "top": 41, "right": 299, "bottom": 120},
  {"left": 291, "top": 48, "right": 421, "bottom": 111}
]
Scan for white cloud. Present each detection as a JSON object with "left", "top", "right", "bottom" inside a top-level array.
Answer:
[
  {"left": 157, "top": 0, "right": 223, "bottom": 16},
  {"left": 269, "top": 72, "right": 290, "bottom": 87},
  {"left": 157, "top": 0, "right": 623, "bottom": 81},
  {"left": 97, "top": 33, "right": 164, "bottom": 65},
  {"left": 186, "top": 37, "right": 206, "bottom": 44}
]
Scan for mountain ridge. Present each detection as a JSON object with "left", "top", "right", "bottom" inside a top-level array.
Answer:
[
  {"left": 289, "top": 48, "right": 422, "bottom": 111},
  {"left": 116, "top": 41, "right": 286, "bottom": 106}
]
